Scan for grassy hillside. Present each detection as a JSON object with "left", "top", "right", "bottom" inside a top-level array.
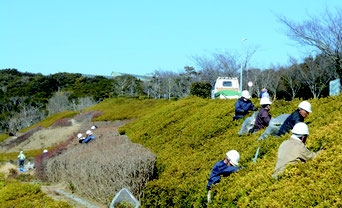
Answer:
[
  {"left": 0, "top": 174, "right": 71, "bottom": 207},
  {"left": 93, "top": 96, "right": 341, "bottom": 207}
]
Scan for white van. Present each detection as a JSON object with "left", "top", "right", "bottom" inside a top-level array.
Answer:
[{"left": 211, "top": 77, "right": 241, "bottom": 99}]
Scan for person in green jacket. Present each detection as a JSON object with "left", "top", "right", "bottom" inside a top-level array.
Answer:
[{"left": 18, "top": 151, "right": 26, "bottom": 169}]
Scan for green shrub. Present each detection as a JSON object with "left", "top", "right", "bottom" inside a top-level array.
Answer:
[
  {"left": 114, "top": 96, "right": 342, "bottom": 207},
  {"left": 0, "top": 174, "right": 71, "bottom": 207},
  {"left": 0, "top": 133, "right": 8, "bottom": 144},
  {"left": 190, "top": 82, "right": 212, "bottom": 98},
  {"left": 85, "top": 98, "right": 168, "bottom": 121}
]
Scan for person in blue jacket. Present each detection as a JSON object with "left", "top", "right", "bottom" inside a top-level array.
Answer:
[
  {"left": 277, "top": 101, "right": 312, "bottom": 137},
  {"left": 82, "top": 130, "right": 95, "bottom": 143},
  {"left": 206, "top": 150, "right": 242, "bottom": 202},
  {"left": 233, "top": 90, "right": 257, "bottom": 120}
]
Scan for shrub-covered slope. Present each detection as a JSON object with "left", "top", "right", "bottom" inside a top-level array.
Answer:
[{"left": 110, "top": 96, "right": 342, "bottom": 207}]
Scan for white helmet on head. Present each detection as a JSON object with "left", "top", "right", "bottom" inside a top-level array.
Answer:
[
  {"left": 86, "top": 130, "right": 92, "bottom": 135},
  {"left": 260, "top": 97, "right": 272, "bottom": 105},
  {"left": 226, "top": 150, "right": 240, "bottom": 166},
  {"left": 241, "top": 90, "right": 251, "bottom": 99},
  {"left": 43, "top": 149, "right": 48, "bottom": 153},
  {"left": 298, "top": 101, "right": 312, "bottom": 113},
  {"left": 91, "top": 126, "right": 96, "bottom": 130},
  {"left": 77, "top": 133, "right": 83, "bottom": 139},
  {"left": 292, "top": 122, "right": 309, "bottom": 135}
]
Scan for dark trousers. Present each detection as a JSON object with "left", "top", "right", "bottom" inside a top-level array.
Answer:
[{"left": 19, "top": 159, "right": 24, "bottom": 168}]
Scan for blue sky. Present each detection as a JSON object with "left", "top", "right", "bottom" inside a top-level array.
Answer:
[{"left": 1, "top": 0, "right": 341, "bottom": 76}]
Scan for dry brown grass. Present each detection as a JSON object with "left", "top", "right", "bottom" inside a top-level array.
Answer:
[
  {"left": 40, "top": 125, "right": 156, "bottom": 205},
  {"left": 8, "top": 125, "right": 81, "bottom": 153},
  {"left": 0, "top": 163, "right": 18, "bottom": 178}
]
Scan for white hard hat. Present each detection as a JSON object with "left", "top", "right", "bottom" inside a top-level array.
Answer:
[
  {"left": 77, "top": 133, "right": 83, "bottom": 139},
  {"left": 91, "top": 126, "right": 96, "bottom": 130},
  {"left": 241, "top": 90, "right": 251, "bottom": 99},
  {"left": 43, "top": 149, "right": 48, "bottom": 153},
  {"left": 226, "top": 150, "right": 240, "bottom": 166},
  {"left": 292, "top": 122, "right": 309, "bottom": 135},
  {"left": 86, "top": 130, "right": 92, "bottom": 135},
  {"left": 20, "top": 151, "right": 23, "bottom": 154},
  {"left": 260, "top": 97, "right": 272, "bottom": 105},
  {"left": 298, "top": 101, "right": 312, "bottom": 113}
]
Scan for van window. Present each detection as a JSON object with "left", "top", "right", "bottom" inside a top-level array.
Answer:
[{"left": 222, "top": 81, "right": 232, "bottom": 87}]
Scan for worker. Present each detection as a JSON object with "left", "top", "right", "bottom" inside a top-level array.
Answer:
[
  {"left": 77, "top": 133, "right": 85, "bottom": 143},
  {"left": 273, "top": 122, "right": 317, "bottom": 178},
  {"left": 233, "top": 90, "right": 257, "bottom": 120},
  {"left": 259, "top": 88, "right": 270, "bottom": 99},
  {"left": 277, "top": 101, "right": 312, "bottom": 137},
  {"left": 82, "top": 130, "right": 95, "bottom": 143},
  {"left": 18, "top": 151, "right": 26, "bottom": 169},
  {"left": 206, "top": 150, "right": 242, "bottom": 202},
  {"left": 42, "top": 149, "right": 48, "bottom": 158},
  {"left": 250, "top": 97, "right": 272, "bottom": 133}
]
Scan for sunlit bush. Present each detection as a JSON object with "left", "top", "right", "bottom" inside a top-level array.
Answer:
[
  {"left": 0, "top": 174, "right": 71, "bottom": 207},
  {"left": 113, "top": 96, "right": 342, "bottom": 207}
]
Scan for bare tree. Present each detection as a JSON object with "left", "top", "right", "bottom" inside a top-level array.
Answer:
[
  {"left": 71, "top": 97, "right": 97, "bottom": 111},
  {"left": 113, "top": 75, "right": 129, "bottom": 95},
  {"left": 293, "top": 56, "right": 337, "bottom": 98},
  {"left": 8, "top": 104, "right": 45, "bottom": 134},
  {"left": 47, "top": 91, "right": 72, "bottom": 115},
  {"left": 280, "top": 62, "right": 302, "bottom": 100},
  {"left": 279, "top": 8, "right": 342, "bottom": 77}
]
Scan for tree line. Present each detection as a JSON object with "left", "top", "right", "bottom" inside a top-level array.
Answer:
[{"left": 1, "top": 8, "right": 341, "bottom": 133}]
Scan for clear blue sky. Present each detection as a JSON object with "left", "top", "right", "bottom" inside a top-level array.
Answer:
[{"left": 1, "top": 0, "right": 341, "bottom": 76}]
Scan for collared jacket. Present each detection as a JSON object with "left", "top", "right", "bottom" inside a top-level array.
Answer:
[
  {"left": 234, "top": 98, "right": 257, "bottom": 119},
  {"left": 274, "top": 135, "right": 317, "bottom": 175},
  {"left": 253, "top": 107, "right": 271, "bottom": 132},
  {"left": 277, "top": 109, "right": 304, "bottom": 136},
  {"left": 207, "top": 160, "right": 241, "bottom": 190}
]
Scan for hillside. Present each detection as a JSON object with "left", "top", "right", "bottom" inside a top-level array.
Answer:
[
  {"left": 1, "top": 96, "right": 342, "bottom": 207},
  {"left": 108, "top": 96, "right": 341, "bottom": 207}
]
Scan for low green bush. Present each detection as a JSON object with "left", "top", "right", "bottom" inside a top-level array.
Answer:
[
  {"left": 85, "top": 98, "right": 168, "bottom": 121},
  {"left": 113, "top": 96, "right": 342, "bottom": 207},
  {"left": 0, "top": 174, "right": 71, "bottom": 207},
  {"left": 0, "top": 134, "right": 8, "bottom": 144}
]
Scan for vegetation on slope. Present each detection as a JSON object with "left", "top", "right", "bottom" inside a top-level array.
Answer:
[
  {"left": 0, "top": 173, "right": 71, "bottom": 207},
  {"left": 109, "top": 96, "right": 342, "bottom": 207}
]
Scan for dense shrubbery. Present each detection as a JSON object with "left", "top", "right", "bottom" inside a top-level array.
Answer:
[
  {"left": 190, "top": 82, "right": 212, "bottom": 98},
  {"left": 86, "top": 98, "right": 168, "bottom": 121},
  {"left": 100, "top": 96, "right": 342, "bottom": 207},
  {"left": 0, "top": 173, "right": 71, "bottom": 207}
]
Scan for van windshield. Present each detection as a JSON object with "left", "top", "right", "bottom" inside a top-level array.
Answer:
[{"left": 222, "top": 81, "right": 232, "bottom": 87}]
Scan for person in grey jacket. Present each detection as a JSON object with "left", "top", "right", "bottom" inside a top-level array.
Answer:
[{"left": 273, "top": 122, "right": 317, "bottom": 178}]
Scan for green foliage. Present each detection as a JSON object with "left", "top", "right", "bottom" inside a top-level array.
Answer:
[
  {"left": 0, "top": 174, "right": 71, "bottom": 207},
  {"left": 20, "top": 111, "right": 79, "bottom": 133},
  {"left": 0, "top": 134, "right": 8, "bottom": 144},
  {"left": 71, "top": 76, "right": 115, "bottom": 101},
  {"left": 190, "top": 82, "right": 212, "bottom": 98},
  {"left": 93, "top": 96, "right": 342, "bottom": 207},
  {"left": 86, "top": 98, "right": 168, "bottom": 121}
]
